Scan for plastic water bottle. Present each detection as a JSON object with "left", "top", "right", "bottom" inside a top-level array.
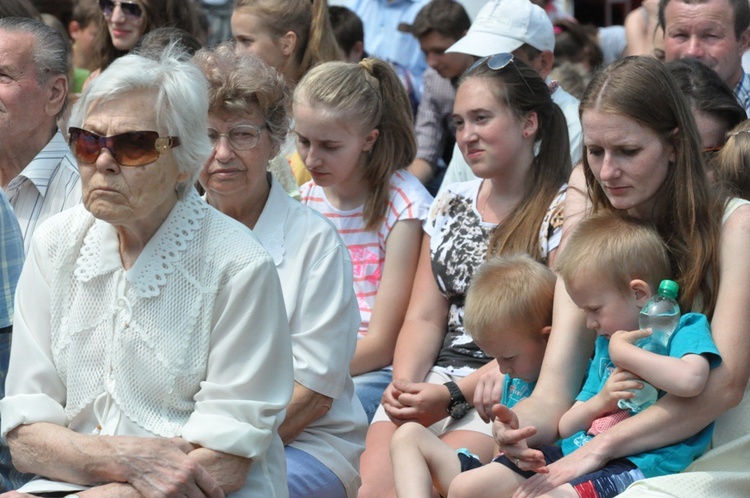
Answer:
[{"left": 617, "top": 280, "right": 681, "bottom": 412}]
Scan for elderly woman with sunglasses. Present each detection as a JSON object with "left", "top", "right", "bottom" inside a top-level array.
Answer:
[
  {"left": 192, "top": 45, "right": 367, "bottom": 498},
  {"left": 358, "top": 52, "right": 571, "bottom": 498},
  {"left": 0, "top": 47, "right": 293, "bottom": 498}
]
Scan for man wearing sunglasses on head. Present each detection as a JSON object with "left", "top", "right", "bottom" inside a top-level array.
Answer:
[{"left": 0, "top": 17, "right": 82, "bottom": 254}]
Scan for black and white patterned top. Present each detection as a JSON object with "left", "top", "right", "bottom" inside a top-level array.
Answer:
[{"left": 425, "top": 179, "right": 566, "bottom": 376}]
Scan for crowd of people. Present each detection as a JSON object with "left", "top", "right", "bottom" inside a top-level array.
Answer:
[{"left": 0, "top": 0, "right": 748, "bottom": 497}]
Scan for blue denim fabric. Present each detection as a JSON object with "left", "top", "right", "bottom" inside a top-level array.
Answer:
[
  {"left": 286, "top": 446, "right": 346, "bottom": 498},
  {"left": 0, "top": 333, "right": 34, "bottom": 492}
]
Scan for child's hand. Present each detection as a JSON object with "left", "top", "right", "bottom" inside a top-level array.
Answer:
[
  {"left": 596, "top": 367, "right": 643, "bottom": 410},
  {"left": 611, "top": 327, "right": 652, "bottom": 345},
  {"left": 491, "top": 404, "right": 546, "bottom": 472},
  {"left": 608, "top": 328, "right": 652, "bottom": 363},
  {"left": 513, "top": 448, "right": 607, "bottom": 498},
  {"left": 474, "top": 368, "right": 505, "bottom": 423}
]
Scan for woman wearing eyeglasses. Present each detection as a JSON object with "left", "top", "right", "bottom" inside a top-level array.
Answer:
[
  {"left": 357, "top": 53, "right": 571, "bottom": 498},
  {"left": 0, "top": 48, "right": 293, "bottom": 498},
  {"left": 90, "top": 0, "right": 204, "bottom": 78},
  {"left": 193, "top": 45, "right": 368, "bottom": 498}
]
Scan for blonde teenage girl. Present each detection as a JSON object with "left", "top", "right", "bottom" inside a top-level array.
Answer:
[
  {"left": 231, "top": 0, "right": 341, "bottom": 86},
  {"left": 294, "top": 58, "right": 433, "bottom": 423}
]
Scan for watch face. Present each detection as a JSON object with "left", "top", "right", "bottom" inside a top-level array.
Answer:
[{"left": 450, "top": 401, "right": 470, "bottom": 419}]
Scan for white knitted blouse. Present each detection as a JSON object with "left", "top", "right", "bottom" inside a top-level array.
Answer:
[{"left": 0, "top": 190, "right": 294, "bottom": 497}]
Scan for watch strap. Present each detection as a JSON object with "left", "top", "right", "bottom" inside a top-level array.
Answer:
[{"left": 444, "top": 381, "right": 466, "bottom": 406}]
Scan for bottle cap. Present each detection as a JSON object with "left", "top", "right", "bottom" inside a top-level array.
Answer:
[{"left": 658, "top": 279, "right": 679, "bottom": 299}]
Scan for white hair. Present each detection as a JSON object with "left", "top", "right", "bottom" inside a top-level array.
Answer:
[{"left": 69, "top": 43, "right": 211, "bottom": 198}]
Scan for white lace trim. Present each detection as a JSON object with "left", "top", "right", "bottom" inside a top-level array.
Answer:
[{"left": 73, "top": 191, "right": 207, "bottom": 298}]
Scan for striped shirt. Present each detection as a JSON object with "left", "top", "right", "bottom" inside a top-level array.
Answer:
[
  {"left": 0, "top": 190, "right": 23, "bottom": 328},
  {"left": 5, "top": 131, "right": 82, "bottom": 253},
  {"left": 415, "top": 67, "right": 457, "bottom": 168},
  {"left": 735, "top": 71, "right": 750, "bottom": 117},
  {"left": 301, "top": 170, "right": 433, "bottom": 335}
]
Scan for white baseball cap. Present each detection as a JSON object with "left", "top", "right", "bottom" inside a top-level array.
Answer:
[{"left": 447, "top": 0, "right": 554, "bottom": 57}]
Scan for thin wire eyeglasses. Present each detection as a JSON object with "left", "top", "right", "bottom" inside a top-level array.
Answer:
[{"left": 208, "top": 124, "right": 266, "bottom": 150}]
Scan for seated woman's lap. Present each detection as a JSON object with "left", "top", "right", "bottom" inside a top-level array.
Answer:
[{"left": 371, "top": 370, "right": 494, "bottom": 438}]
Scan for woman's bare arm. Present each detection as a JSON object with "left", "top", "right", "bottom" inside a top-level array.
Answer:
[
  {"left": 513, "top": 204, "right": 750, "bottom": 498},
  {"left": 510, "top": 279, "right": 595, "bottom": 449},
  {"left": 390, "top": 235, "right": 449, "bottom": 384},
  {"left": 381, "top": 235, "right": 450, "bottom": 424},
  {"left": 492, "top": 164, "right": 595, "bottom": 463},
  {"left": 351, "top": 220, "right": 424, "bottom": 375}
]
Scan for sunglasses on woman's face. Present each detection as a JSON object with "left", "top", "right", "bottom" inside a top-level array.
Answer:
[
  {"left": 98, "top": 0, "right": 143, "bottom": 20},
  {"left": 68, "top": 127, "right": 180, "bottom": 167}
]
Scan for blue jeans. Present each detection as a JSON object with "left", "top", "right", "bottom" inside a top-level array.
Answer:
[
  {"left": 286, "top": 446, "right": 346, "bottom": 498},
  {"left": 0, "top": 331, "right": 34, "bottom": 492},
  {"left": 353, "top": 368, "right": 392, "bottom": 424}
]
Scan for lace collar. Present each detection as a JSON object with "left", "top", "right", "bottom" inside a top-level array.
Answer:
[
  {"left": 253, "top": 176, "right": 289, "bottom": 266},
  {"left": 74, "top": 190, "right": 207, "bottom": 297}
]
